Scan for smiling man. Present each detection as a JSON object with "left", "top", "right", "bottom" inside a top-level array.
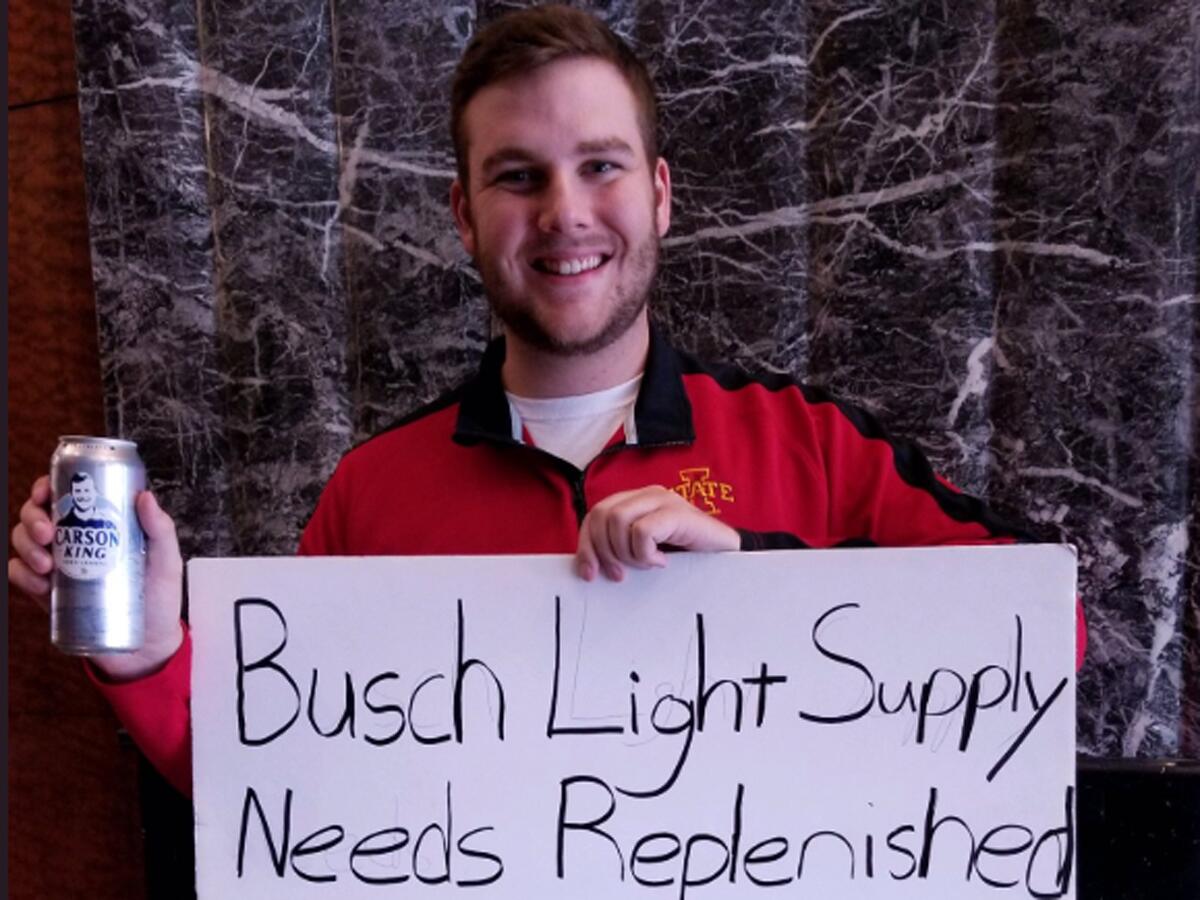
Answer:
[
  {"left": 450, "top": 55, "right": 668, "bottom": 390},
  {"left": 10, "top": 4, "right": 1079, "bottom": 797}
]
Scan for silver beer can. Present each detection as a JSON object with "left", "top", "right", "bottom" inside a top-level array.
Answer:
[{"left": 50, "top": 436, "right": 146, "bottom": 654}]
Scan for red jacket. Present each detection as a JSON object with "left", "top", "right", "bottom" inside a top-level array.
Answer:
[{"left": 94, "top": 329, "right": 1086, "bottom": 795}]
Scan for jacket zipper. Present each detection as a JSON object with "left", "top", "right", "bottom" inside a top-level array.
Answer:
[
  {"left": 469, "top": 433, "right": 690, "bottom": 526},
  {"left": 569, "top": 474, "right": 588, "bottom": 524}
]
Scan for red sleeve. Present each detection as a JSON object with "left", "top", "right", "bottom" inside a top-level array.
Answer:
[
  {"left": 810, "top": 400, "right": 1016, "bottom": 547},
  {"left": 297, "top": 461, "right": 347, "bottom": 556},
  {"left": 85, "top": 627, "right": 193, "bottom": 796},
  {"left": 814, "top": 395, "right": 1088, "bottom": 670}
]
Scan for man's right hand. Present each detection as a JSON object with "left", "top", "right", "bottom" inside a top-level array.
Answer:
[{"left": 9, "top": 475, "right": 185, "bottom": 682}]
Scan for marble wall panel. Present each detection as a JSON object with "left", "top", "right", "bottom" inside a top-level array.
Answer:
[
  {"left": 981, "top": 1, "right": 1198, "bottom": 759},
  {"left": 69, "top": 0, "right": 1198, "bottom": 756},
  {"left": 196, "top": 0, "right": 355, "bottom": 553},
  {"left": 640, "top": 0, "right": 812, "bottom": 376},
  {"left": 795, "top": 0, "right": 1004, "bottom": 493},
  {"left": 72, "top": 0, "right": 233, "bottom": 558},
  {"left": 331, "top": 1, "right": 488, "bottom": 439}
]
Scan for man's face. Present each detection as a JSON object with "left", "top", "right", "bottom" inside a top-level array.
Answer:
[
  {"left": 451, "top": 57, "right": 671, "bottom": 358},
  {"left": 71, "top": 478, "right": 96, "bottom": 512}
]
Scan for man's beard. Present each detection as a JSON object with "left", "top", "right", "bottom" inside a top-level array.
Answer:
[{"left": 480, "top": 233, "right": 659, "bottom": 358}]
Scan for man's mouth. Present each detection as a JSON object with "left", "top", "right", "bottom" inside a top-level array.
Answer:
[{"left": 531, "top": 254, "right": 610, "bottom": 276}]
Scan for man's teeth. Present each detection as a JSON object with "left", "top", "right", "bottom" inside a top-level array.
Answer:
[{"left": 541, "top": 255, "right": 603, "bottom": 275}]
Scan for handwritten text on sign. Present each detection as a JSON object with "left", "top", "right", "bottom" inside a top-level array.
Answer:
[{"left": 189, "top": 545, "right": 1078, "bottom": 899}]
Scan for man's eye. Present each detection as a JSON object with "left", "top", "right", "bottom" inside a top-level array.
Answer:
[
  {"left": 587, "top": 161, "right": 619, "bottom": 175},
  {"left": 496, "top": 170, "right": 534, "bottom": 186}
]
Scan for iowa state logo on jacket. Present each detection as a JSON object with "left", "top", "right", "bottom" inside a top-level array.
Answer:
[{"left": 672, "top": 467, "right": 735, "bottom": 515}]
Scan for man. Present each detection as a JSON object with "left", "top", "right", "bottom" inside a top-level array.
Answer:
[
  {"left": 10, "top": 5, "right": 1078, "bottom": 798},
  {"left": 57, "top": 473, "right": 119, "bottom": 530}
]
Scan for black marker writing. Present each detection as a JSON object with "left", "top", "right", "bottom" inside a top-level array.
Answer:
[{"left": 234, "top": 597, "right": 504, "bottom": 748}]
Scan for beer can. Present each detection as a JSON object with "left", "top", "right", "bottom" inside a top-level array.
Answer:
[{"left": 49, "top": 436, "right": 146, "bottom": 654}]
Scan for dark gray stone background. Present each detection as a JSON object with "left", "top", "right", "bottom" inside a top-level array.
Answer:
[{"left": 69, "top": 0, "right": 1198, "bottom": 758}]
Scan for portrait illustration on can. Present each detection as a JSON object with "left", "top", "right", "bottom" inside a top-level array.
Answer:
[{"left": 53, "top": 472, "right": 125, "bottom": 580}]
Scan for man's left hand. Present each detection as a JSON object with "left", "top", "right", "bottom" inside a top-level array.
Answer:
[{"left": 575, "top": 486, "right": 740, "bottom": 582}]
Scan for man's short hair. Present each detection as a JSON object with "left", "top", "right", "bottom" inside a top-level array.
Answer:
[
  {"left": 450, "top": 3, "right": 659, "bottom": 186},
  {"left": 70, "top": 473, "right": 92, "bottom": 486}
]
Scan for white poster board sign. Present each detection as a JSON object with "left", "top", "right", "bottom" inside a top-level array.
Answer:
[{"left": 190, "top": 545, "right": 1077, "bottom": 899}]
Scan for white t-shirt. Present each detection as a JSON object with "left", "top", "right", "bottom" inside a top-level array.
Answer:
[{"left": 506, "top": 375, "right": 642, "bottom": 470}]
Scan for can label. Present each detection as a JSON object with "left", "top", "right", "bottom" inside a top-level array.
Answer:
[{"left": 52, "top": 471, "right": 126, "bottom": 581}]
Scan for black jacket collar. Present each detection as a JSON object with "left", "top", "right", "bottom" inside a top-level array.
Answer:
[{"left": 453, "top": 326, "right": 695, "bottom": 448}]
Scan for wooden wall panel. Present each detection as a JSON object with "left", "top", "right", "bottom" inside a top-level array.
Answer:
[
  {"left": 10, "top": 719, "right": 148, "bottom": 897},
  {"left": 8, "top": 0, "right": 79, "bottom": 106},
  {"left": 7, "top": 99, "right": 105, "bottom": 515},
  {"left": 8, "top": 5, "right": 150, "bottom": 896}
]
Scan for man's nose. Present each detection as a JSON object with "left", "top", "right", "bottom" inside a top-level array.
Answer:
[{"left": 537, "top": 174, "right": 592, "bottom": 233}]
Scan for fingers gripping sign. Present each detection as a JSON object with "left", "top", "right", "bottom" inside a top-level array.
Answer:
[{"left": 575, "top": 486, "right": 741, "bottom": 582}]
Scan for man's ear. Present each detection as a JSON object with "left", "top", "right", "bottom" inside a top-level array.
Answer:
[
  {"left": 450, "top": 179, "right": 476, "bottom": 258},
  {"left": 653, "top": 157, "right": 672, "bottom": 238}
]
